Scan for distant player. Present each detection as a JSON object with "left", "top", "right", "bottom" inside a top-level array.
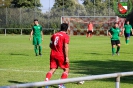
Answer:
[
  {"left": 123, "top": 21, "right": 133, "bottom": 44},
  {"left": 29, "top": 19, "right": 43, "bottom": 56},
  {"left": 108, "top": 22, "right": 122, "bottom": 56},
  {"left": 87, "top": 22, "right": 93, "bottom": 37},
  {"left": 45, "top": 23, "right": 70, "bottom": 88}
]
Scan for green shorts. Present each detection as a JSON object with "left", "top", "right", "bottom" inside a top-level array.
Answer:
[{"left": 33, "top": 37, "right": 42, "bottom": 45}]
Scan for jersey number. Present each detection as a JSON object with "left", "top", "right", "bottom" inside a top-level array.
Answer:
[{"left": 54, "top": 36, "right": 59, "bottom": 46}]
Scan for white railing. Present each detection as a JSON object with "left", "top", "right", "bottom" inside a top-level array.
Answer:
[
  {"left": 0, "top": 28, "right": 57, "bottom": 36},
  {"left": 0, "top": 71, "right": 133, "bottom": 88}
]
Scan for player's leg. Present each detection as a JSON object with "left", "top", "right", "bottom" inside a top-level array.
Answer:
[
  {"left": 88, "top": 31, "right": 90, "bottom": 37},
  {"left": 86, "top": 31, "right": 89, "bottom": 37},
  {"left": 90, "top": 31, "right": 93, "bottom": 37},
  {"left": 61, "top": 68, "right": 69, "bottom": 79},
  {"left": 45, "top": 55, "right": 57, "bottom": 81},
  {"left": 37, "top": 37, "right": 42, "bottom": 55},
  {"left": 111, "top": 40, "right": 116, "bottom": 55},
  {"left": 33, "top": 37, "right": 38, "bottom": 56},
  {"left": 58, "top": 56, "right": 69, "bottom": 88},
  {"left": 34, "top": 45, "right": 38, "bottom": 56},
  {"left": 126, "top": 33, "right": 130, "bottom": 44},
  {"left": 116, "top": 40, "right": 120, "bottom": 55},
  {"left": 45, "top": 68, "right": 56, "bottom": 81}
]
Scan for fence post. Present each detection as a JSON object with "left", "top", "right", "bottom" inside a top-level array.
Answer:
[
  {"left": 116, "top": 76, "right": 120, "bottom": 88},
  {"left": 5, "top": 29, "right": 6, "bottom": 36},
  {"left": 21, "top": 29, "right": 22, "bottom": 35}
]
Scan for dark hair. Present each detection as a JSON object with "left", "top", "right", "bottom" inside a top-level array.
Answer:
[
  {"left": 34, "top": 19, "right": 38, "bottom": 21},
  {"left": 60, "top": 23, "right": 68, "bottom": 31}
]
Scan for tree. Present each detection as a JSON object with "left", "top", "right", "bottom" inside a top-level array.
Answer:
[
  {"left": 11, "top": 0, "right": 41, "bottom": 8},
  {"left": 46, "top": 0, "right": 86, "bottom": 29},
  {"left": 82, "top": 0, "right": 114, "bottom": 16},
  {"left": 0, "top": 0, "right": 12, "bottom": 8}
]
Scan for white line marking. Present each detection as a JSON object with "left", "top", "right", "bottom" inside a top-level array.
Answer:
[{"left": 0, "top": 68, "right": 87, "bottom": 76}]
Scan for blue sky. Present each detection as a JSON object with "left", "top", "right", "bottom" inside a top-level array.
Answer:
[{"left": 40, "top": 0, "right": 83, "bottom": 10}]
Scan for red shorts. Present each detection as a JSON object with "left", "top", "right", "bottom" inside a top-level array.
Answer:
[{"left": 50, "top": 55, "right": 69, "bottom": 69}]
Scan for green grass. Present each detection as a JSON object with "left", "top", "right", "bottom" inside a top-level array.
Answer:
[{"left": 0, "top": 34, "right": 133, "bottom": 88}]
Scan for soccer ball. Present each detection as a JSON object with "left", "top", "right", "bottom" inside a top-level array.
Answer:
[{"left": 78, "top": 81, "right": 85, "bottom": 84}]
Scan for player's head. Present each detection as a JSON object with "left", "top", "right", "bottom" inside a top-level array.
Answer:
[
  {"left": 114, "top": 22, "right": 118, "bottom": 28},
  {"left": 60, "top": 23, "right": 68, "bottom": 32},
  {"left": 34, "top": 19, "right": 39, "bottom": 25},
  {"left": 126, "top": 21, "right": 129, "bottom": 24}
]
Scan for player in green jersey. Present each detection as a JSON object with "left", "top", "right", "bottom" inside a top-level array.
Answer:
[
  {"left": 108, "top": 23, "right": 122, "bottom": 56},
  {"left": 123, "top": 21, "right": 133, "bottom": 44},
  {"left": 29, "top": 19, "right": 43, "bottom": 56}
]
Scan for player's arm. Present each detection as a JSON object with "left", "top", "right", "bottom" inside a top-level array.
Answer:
[
  {"left": 41, "top": 31, "right": 44, "bottom": 41},
  {"left": 49, "top": 37, "right": 53, "bottom": 49},
  {"left": 41, "top": 26, "right": 44, "bottom": 41},
  {"left": 131, "top": 27, "right": 133, "bottom": 35},
  {"left": 122, "top": 27, "right": 125, "bottom": 35},
  {"left": 119, "top": 29, "right": 123, "bottom": 36},
  {"left": 29, "top": 30, "right": 33, "bottom": 40},
  {"left": 65, "top": 43, "right": 69, "bottom": 63},
  {"left": 108, "top": 29, "right": 112, "bottom": 38}
]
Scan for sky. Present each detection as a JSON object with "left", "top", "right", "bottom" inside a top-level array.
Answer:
[{"left": 40, "top": 0, "right": 83, "bottom": 12}]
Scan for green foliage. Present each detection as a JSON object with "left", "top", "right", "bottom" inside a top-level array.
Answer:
[
  {"left": 0, "top": 0, "right": 12, "bottom": 8},
  {"left": 11, "top": 0, "right": 41, "bottom": 8}
]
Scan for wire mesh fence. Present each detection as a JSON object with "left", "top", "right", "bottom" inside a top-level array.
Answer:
[{"left": 0, "top": 1, "right": 120, "bottom": 35}]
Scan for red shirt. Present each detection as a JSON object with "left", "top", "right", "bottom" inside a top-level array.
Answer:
[
  {"left": 50, "top": 31, "right": 69, "bottom": 56},
  {"left": 88, "top": 23, "right": 93, "bottom": 31}
]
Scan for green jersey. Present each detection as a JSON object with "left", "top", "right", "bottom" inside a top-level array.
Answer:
[
  {"left": 32, "top": 24, "right": 42, "bottom": 37},
  {"left": 124, "top": 24, "right": 132, "bottom": 33},
  {"left": 109, "top": 27, "right": 121, "bottom": 40}
]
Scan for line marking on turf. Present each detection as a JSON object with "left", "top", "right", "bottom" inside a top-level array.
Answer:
[{"left": 0, "top": 68, "right": 87, "bottom": 76}]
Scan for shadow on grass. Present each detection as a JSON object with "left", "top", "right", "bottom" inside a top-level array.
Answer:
[
  {"left": 10, "top": 53, "right": 29, "bottom": 56},
  {"left": 8, "top": 80, "right": 59, "bottom": 88},
  {"left": 8, "top": 80, "right": 27, "bottom": 84},
  {"left": 70, "top": 60, "right": 133, "bottom": 84}
]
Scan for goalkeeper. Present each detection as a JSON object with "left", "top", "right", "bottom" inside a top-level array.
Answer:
[
  {"left": 29, "top": 19, "right": 43, "bottom": 56},
  {"left": 87, "top": 22, "right": 93, "bottom": 37}
]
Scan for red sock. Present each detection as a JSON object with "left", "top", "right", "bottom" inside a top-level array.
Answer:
[
  {"left": 45, "top": 72, "right": 52, "bottom": 81},
  {"left": 61, "top": 72, "right": 68, "bottom": 79}
]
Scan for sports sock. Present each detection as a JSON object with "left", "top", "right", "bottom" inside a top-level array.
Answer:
[
  {"left": 34, "top": 45, "right": 38, "bottom": 55},
  {"left": 45, "top": 72, "right": 52, "bottom": 81},
  {"left": 112, "top": 48, "right": 115, "bottom": 54},
  {"left": 116, "top": 46, "right": 120, "bottom": 53},
  {"left": 39, "top": 46, "right": 42, "bottom": 54},
  {"left": 61, "top": 72, "right": 68, "bottom": 79},
  {"left": 127, "top": 40, "right": 129, "bottom": 44}
]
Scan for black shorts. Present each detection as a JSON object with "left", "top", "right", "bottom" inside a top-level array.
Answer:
[
  {"left": 87, "top": 30, "right": 92, "bottom": 34},
  {"left": 111, "top": 40, "right": 120, "bottom": 45},
  {"left": 124, "top": 33, "right": 130, "bottom": 38}
]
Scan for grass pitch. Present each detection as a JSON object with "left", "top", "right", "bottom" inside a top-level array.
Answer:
[{"left": 0, "top": 34, "right": 133, "bottom": 88}]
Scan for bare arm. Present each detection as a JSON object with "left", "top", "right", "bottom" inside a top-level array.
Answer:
[
  {"left": 65, "top": 43, "right": 69, "bottom": 63},
  {"left": 29, "top": 30, "right": 33, "bottom": 40},
  {"left": 108, "top": 32, "right": 112, "bottom": 38}
]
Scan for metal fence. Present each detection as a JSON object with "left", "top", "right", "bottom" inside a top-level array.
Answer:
[
  {"left": 1, "top": 71, "right": 133, "bottom": 88},
  {"left": 0, "top": 0, "right": 116, "bottom": 28}
]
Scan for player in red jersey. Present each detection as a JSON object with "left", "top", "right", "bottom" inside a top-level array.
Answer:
[
  {"left": 87, "top": 22, "right": 93, "bottom": 38},
  {"left": 45, "top": 23, "right": 69, "bottom": 88}
]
